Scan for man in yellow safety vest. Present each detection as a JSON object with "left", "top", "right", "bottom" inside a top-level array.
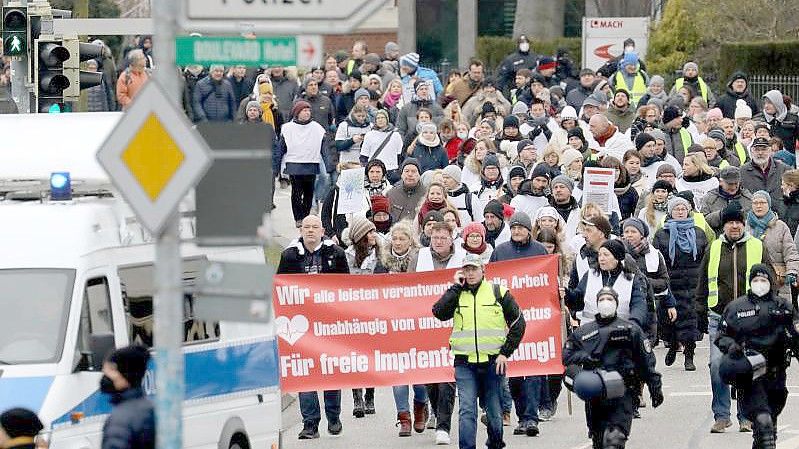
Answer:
[
  {"left": 610, "top": 52, "right": 648, "bottom": 108},
  {"left": 433, "top": 253, "right": 526, "bottom": 449},
  {"left": 671, "top": 61, "right": 716, "bottom": 107},
  {"left": 696, "top": 202, "right": 770, "bottom": 434}
]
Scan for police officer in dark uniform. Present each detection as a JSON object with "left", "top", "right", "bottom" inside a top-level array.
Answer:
[
  {"left": 716, "top": 264, "right": 799, "bottom": 449},
  {"left": 563, "top": 287, "right": 664, "bottom": 449}
]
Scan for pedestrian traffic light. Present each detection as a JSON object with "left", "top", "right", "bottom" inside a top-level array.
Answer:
[
  {"left": 2, "top": 5, "right": 28, "bottom": 57},
  {"left": 62, "top": 38, "right": 104, "bottom": 102},
  {"left": 35, "top": 37, "right": 70, "bottom": 113}
]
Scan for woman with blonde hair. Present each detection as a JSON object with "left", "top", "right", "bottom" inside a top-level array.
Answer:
[
  {"left": 676, "top": 152, "right": 718, "bottom": 207},
  {"left": 461, "top": 138, "right": 498, "bottom": 190},
  {"left": 531, "top": 206, "right": 567, "bottom": 245},
  {"left": 416, "top": 182, "right": 454, "bottom": 230}
]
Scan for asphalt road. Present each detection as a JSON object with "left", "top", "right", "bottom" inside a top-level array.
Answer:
[{"left": 272, "top": 185, "right": 799, "bottom": 449}]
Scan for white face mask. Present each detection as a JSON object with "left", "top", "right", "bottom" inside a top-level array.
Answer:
[
  {"left": 624, "top": 46, "right": 635, "bottom": 53},
  {"left": 519, "top": 43, "right": 530, "bottom": 53},
  {"left": 597, "top": 299, "right": 617, "bottom": 318},
  {"left": 750, "top": 279, "right": 770, "bottom": 297},
  {"left": 457, "top": 131, "right": 468, "bottom": 140}
]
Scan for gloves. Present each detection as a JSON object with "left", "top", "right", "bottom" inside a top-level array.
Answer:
[
  {"left": 786, "top": 273, "right": 797, "bottom": 287},
  {"left": 529, "top": 127, "right": 543, "bottom": 139},
  {"left": 728, "top": 341, "right": 744, "bottom": 359},
  {"left": 650, "top": 388, "right": 664, "bottom": 408}
]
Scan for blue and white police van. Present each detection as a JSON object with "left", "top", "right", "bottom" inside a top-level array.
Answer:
[{"left": 0, "top": 113, "right": 282, "bottom": 449}]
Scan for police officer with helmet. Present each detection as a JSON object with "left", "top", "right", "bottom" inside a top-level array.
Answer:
[
  {"left": 562, "top": 287, "right": 663, "bottom": 449},
  {"left": 715, "top": 264, "right": 799, "bottom": 449}
]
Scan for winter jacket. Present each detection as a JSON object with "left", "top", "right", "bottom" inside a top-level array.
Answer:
[
  {"left": 461, "top": 90, "right": 512, "bottom": 126},
  {"left": 593, "top": 127, "right": 635, "bottom": 162},
  {"left": 565, "top": 84, "right": 594, "bottom": 110},
  {"left": 335, "top": 115, "right": 372, "bottom": 164},
  {"left": 101, "top": 387, "right": 155, "bottom": 449},
  {"left": 345, "top": 246, "right": 379, "bottom": 274},
  {"left": 227, "top": 74, "right": 255, "bottom": 104},
  {"left": 360, "top": 126, "right": 404, "bottom": 171},
  {"left": 276, "top": 238, "right": 350, "bottom": 274},
  {"left": 663, "top": 125, "right": 693, "bottom": 165},
  {"left": 700, "top": 187, "right": 754, "bottom": 234},
  {"left": 496, "top": 49, "right": 538, "bottom": 95},
  {"left": 747, "top": 215, "right": 799, "bottom": 296},
  {"left": 271, "top": 76, "right": 300, "bottom": 122},
  {"left": 740, "top": 158, "right": 789, "bottom": 215},
  {"left": 695, "top": 233, "right": 771, "bottom": 316},
  {"left": 566, "top": 267, "right": 649, "bottom": 327},
  {"left": 116, "top": 68, "right": 149, "bottom": 110},
  {"left": 715, "top": 72, "right": 760, "bottom": 119},
  {"left": 753, "top": 90, "right": 799, "bottom": 152},
  {"left": 192, "top": 76, "right": 237, "bottom": 122},
  {"left": 448, "top": 183, "right": 484, "bottom": 226},
  {"left": 400, "top": 66, "right": 444, "bottom": 103},
  {"left": 182, "top": 69, "right": 205, "bottom": 122},
  {"left": 410, "top": 142, "right": 448, "bottom": 174},
  {"left": 386, "top": 181, "right": 426, "bottom": 223},
  {"left": 396, "top": 97, "right": 445, "bottom": 139},
  {"left": 615, "top": 182, "right": 639, "bottom": 220},
  {"left": 489, "top": 236, "right": 548, "bottom": 262},
  {"left": 653, "top": 224, "right": 710, "bottom": 342},
  {"left": 448, "top": 75, "right": 484, "bottom": 106},
  {"left": 782, "top": 190, "right": 799, "bottom": 236},
  {"left": 604, "top": 104, "right": 636, "bottom": 134}
]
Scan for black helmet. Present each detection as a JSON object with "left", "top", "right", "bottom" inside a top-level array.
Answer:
[{"left": 719, "top": 350, "right": 767, "bottom": 387}]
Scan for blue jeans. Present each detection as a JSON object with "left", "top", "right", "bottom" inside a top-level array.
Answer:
[
  {"left": 313, "top": 162, "right": 331, "bottom": 206},
  {"left": 709, "top": 312, "right": 741, "bottom": 421},
  {"left": 509, "top": 375, "right": 543, "bottom": 424},
  {"left": 299, "top": 390, "right": 341, "bottom": 427},
  {"left": 455, "top": 358, "right": 505, "bottom": 449},
  {"left": 500, "top": 376, "right": 512, "bottom": 413},
  {"left": 392, "top": 384, "right": 428, "bottom": 413}
]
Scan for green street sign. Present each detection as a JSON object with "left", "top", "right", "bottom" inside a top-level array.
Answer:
[{"left": 175, "top": 36, "right": 297, "bottom": 67}]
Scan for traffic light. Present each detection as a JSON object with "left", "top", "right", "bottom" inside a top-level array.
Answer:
[
  {"left": 35, "top": 37, "right": 70, "bottom": 113},
  {"left": 62, "top": 38, "right": 104, "bottom": 102},
  {"left": 2, "top": 5, "right": 28, "bottom": 57}
]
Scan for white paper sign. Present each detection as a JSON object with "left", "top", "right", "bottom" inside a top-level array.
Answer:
[
  {"left": 336, "top": 168, "right": 366, "bottom": 214},
  {"left": 583, "top": 167, "right": 616, "bottom": 214}
]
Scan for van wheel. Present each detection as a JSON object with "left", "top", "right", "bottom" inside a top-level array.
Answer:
[
  {"left": 229, "top": 433, "right": 249, "bottom": 449},
  {"left": 229, "top": 444, "right": 242, "bottom": 449}
]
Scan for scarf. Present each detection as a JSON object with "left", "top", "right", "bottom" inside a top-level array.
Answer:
[
  {"left": 641, "top": 154, "right": 663, "bottom": 167},
  {"left": 485, "top": 222, "right": 504, "bottom": 246},
  {"left": 653, "top": 200, "right": 668, "bottom": 212},
  {"left": 420, "top": 233, "right": 431, "bottom": 247},
  {"left": 747, "top": 210, "right": 773, "bottom": 239},
  {"left": 260, "top": 101, "right": 276, "bottom": 128},
  {"left": 629, "top": 171, "right": 642, "bottom": 184},
  {"left": 664, "top": 218, "right": 697, "bottom": 264},
  {"left": 463, "top": 239, "right": 487, "bottom": 255},
  {"left": 386, "top": 248, "right": 412, "bottom": 272},
  {"left": 717, "top": 186, "right": 740, "bottom": 201},
  {"left": 594, "top": 125, "right": 618, "bottom": 147},
  {"left": 624, "top": 238, "right": 649, "bottom": 258},
  {"left": 384, "top": 91, "right": 402, "bottom": 108}
]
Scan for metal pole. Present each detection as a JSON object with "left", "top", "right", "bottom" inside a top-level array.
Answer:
[
  {"left": 151, "top": 2, "right": 183, "bottom": 449},
  {"left": 10, "top": 0, "right": 30, "bottom": 113}
]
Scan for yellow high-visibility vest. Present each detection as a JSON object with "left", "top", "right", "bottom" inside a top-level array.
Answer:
[
  {"left": 450, "top": 281, "right": 508, "bottom": 363},
  {"left": 614, "top": 71, "right": 647, "bottom": 106},
  {"left": 675, "top": 77, "right": 709, "bottom": 103},
  {"left": 707, "top": 237, "right": 763, "bottom": 308}
]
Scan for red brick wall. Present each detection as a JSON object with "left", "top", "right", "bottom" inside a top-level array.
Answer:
[{"left": 323, "top": 32, "right": 399, "bottom": 58}]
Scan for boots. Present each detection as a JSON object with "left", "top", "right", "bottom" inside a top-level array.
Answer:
[
  {"left": 684, "top": 342, "right": 696, "bottom": 371},
  {"left": 665, "top": 346, "right": 677, "bottom": 366},
  {"left": 365, "top": 388, "right": 375, "bottom": 414},
  {"left": 412, "top": 401, "right": 428, "bottom": 433},
  {"left": 397, "top": 412, "right": 412, "bottom": 437},
  {"left": 352, "top": 389, "right": 365, "bottom": 418}
]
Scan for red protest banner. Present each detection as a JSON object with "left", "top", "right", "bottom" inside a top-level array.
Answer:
[{"left": 273, "top": 254, "right": 563, "bottom": 393}]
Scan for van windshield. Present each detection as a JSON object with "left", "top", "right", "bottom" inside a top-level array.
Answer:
[{"left": 0, "top": 269, "right": 75, "bottom": 364}]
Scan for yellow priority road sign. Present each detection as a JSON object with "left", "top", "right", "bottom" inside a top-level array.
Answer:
[{"left": 97, "top": 80, "right": 212, "bottom": 234}]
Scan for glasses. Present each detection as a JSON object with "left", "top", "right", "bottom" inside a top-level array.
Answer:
[
  {"left": 672, "top": 206, "right": 688, "bottom": 212},
  {"left": 431, "top": 236, "right": 452, "bottom": 241}
]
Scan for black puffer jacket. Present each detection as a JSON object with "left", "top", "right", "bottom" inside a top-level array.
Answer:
[
  {"left": 277, "top": 239, "right": 350, "bottom": 274},
  {"left": 782, "top": 189, "right": 799, "bottom": 236},
  {"left": 715, "top": 71, "right": 760, "bottom": 119},
  {"left": 102, "top": 388, "right": 155, "bottom": 449},
  {"left": 652, "top": 224, "right": 710, "bottom": 342}
]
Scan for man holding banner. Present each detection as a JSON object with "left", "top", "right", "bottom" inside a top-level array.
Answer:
[{"left": 433, "top": 253, "right": 526, "bottom": 449}]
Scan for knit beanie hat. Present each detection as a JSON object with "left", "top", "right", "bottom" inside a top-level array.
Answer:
[
  {"left": 375, "top": 108, "right": 390, "bottom": 124},
  {"left": 596, "top": 286, "right": 619, "bottom": 302},
  {"left": 443, "top": 164, "right": 462, "bottom": 183},
  {"left": 385, "top": 41, "right": 399, "bottom": 54},
  {"left": 517, "top": 139, "right": 535, "bottom": 154},
  {"left": 753, "top": 190, "right": 772, "bottom": 209},
  {"left": 483, "top": 154, "right": 500, "bottom": 171},
  {"left": 246, "top": 101, "right": 261, "bottom": 112},
  {"left": 667, "top": 196, "right": 691, "bottom": 216},
  {"left": 601, "top": 239, "right": 627, "bottom": 262},
  {"left": 551, "top": 174, "right": 574, "bottom": 192},
  {"left": 509, "top": 211, "right": 533, "bottom": 231},
  {"left": 622, "top": 52, "right": 638, "bottom": 68},
  {"left": 107, "top": 345, "right": 150, "bottom": 387},
  {"left": 354, "top": 87, "right": 371, "bottom": 100},
  {"left": 622, "top": 217, "right": 648, "bottom": 238},
  {"left": 560, "top": 106, "right": 578, "bottom": 121},
  {"left": 749, "top": 263, "right": 773, "bottom": 283},
  {"left": 735, "top": 99, "right": 753, "bottom": 119},
  {"left": 512, "top": 101, "right": 529, "bottom": 116},
  {"left": 655, "top": 164, "right": 676, "bottom": 178},
  {"left": 649, "top": 75, "right": 665, "bottom": 87},
  {"left": 560, "top": 148, "right": 583, "bottom": 170},
  {"left": 708, "top": 128, "right": 727, "bottom": 145},
  {"left": 349, "top": 69, "right": 363, "bottom": 81},
  {"left": 482, "top": 102, "right": 496, "bottom": 115},
  {"left": 370, "top": 195, "right": 390, "bottom": 215},
  {"left": 483, "top": 199, "right": 504, "bottom": 221},
  {"left": 583, "top": 215, "right": 612, "bottom": 238},
  {"left": 503, "top": 115, "right": 520, "bottom": 129},
  {"left": 349, "top": 217, "right": 376, "bottom": 244},
  {"left": 531, "top": 163, "right": 552, "bottom": 181},
  {"left": 686, "top": 143, "right": 705, "bottom": 154},
  {"left": 508, "top": 165, "right": 527, "bottom": 180},
  {"left": 0, "top": 408, "right": 44, "bottom": 438},
  {"left": 652, "top": 179, "right": 674, "bottom": 193},
  {"left": 634, "top": 132, "right": 655, "bottom": 151},
  {"left": 400, "top": 52, "right": 420, "bottom": 70},
  {"left": 662, "top": 106, "right": 681, "bottom": 124},
  {"left": 676, "top": 190, "right": 696, "bottom": 210},
  {"left": 706, "top": 108, "right": 723, "bottom": 122},
  {"left": 537, "top": 56, "right": 556, "bottom": 71},
  {"left": 720, "top": 202, "right": 745, "bottom": 226},
  {"left": 536, "top": 206, "right": 560, "bottom": 222},
  {"left": 401, "top": 157, "right": 421, "bottom": 173},
  {"left": 291, "top": 100, "right": 311, "bottom": 119},
  {"left": 462, "top": 221, "right": 486, "bottom": 239},
  {"left": 422, "top": 210, "right": 444, "bottom": 226}
]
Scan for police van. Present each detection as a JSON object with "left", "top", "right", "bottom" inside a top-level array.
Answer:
[{"left": 0, "top": 113, "right": 281, "bottom": 449}]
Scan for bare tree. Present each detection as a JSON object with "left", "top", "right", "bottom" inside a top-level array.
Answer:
[
  {"left": 585, "top": 0, "right": 652, "bottom": 17},
  {"left": 513, "top": 0, "right": 565, "bottom": 40}
]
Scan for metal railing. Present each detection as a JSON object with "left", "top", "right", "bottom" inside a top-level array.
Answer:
[{"left": 748, "top": 74, "right": 799, "bottom": 101}]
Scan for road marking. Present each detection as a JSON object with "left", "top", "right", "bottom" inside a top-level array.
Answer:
[
  {"left": 670, "top": 392, "right": 799, "bottom": 397},
  {"left": 778, "top": 434, "right": 799, "bottom": 448}
]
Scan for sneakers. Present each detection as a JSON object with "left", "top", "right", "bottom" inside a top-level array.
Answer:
[
  {"left": 435, "top": 430, "right": 451, "bottom": 445},
  {"left": 365, "top": 397, "right": 376, "bottom": 415},
  {"left": 525, "top": 421, "right": 540, "bottom": 437},
  {"left": 739, "top": 420, "right": 753, "bottom": 432},
  {"left": 665, "top": 348, "right": 677, "bottom": 366},
  {"left": 710, "top": 418, "right": 732, "bottom": 433},
  {"left": 633, "top": 408, "right": 641, "bottom": 419},
  {"left": 539, "top": 409, "right": 553, "bottom": 422},
  {"left": 480, "top": 412, "right": 488, "bottom": 426},
  {"left": 513, "top": 422, "right": 528, "bottom": 435},
  {"left": 413, "top": 402, "right": 428, "bottom": 433},
  {"left": 298, "top": 423, "right": 319, "bottom": 439},
  {"left": 397, "top": 412, "right": 412, "bottom": 437},
  {"left": 503, "top": 411, "right": 511, "bottom": 426},
  {"left": 327, "top": 419, "right": 342, "bottom": 435}
]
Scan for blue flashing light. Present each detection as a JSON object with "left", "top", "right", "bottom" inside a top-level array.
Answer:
[{"left": 50, "top": 172, "right": 72, "bottom": 201}]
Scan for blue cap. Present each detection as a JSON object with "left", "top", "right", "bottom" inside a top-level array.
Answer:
[{"left": 622, "top": 51, "right": 639, "bottom": 68}]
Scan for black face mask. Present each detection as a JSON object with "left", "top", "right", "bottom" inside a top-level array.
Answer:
[{"left": 100, "top": 375, "right": 117, "bottom": 394}]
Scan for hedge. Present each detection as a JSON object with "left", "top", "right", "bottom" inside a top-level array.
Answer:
[
  {"left": 477, "top": 36, "right": 582, "bottom": 71},
  {"left": 718, "top": 41, "right": 799, "bottom": 83}
]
